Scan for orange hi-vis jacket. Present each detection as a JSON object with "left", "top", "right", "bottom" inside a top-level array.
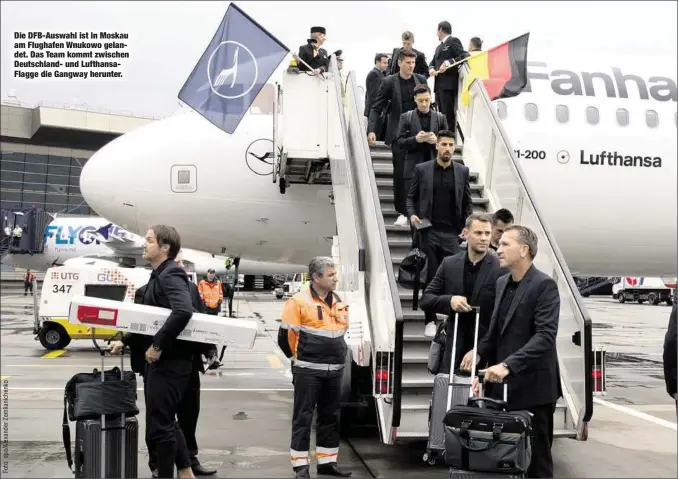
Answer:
[
  {"left": 24, "top": 273, "right": 35, "bottom": 283},
  {"left": 198, "top": 279, "right": 223, "bottom": 309},
  {"left": 278, "top": 285, "right": 349, "bottom": 374}
]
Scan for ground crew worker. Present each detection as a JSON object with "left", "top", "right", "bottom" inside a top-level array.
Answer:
[
  {"left": 12, "top": 225, "right": 22, "bottom": 247},
  {"left": 198, "top": 269, "right": 223, "bottom": 315},
  {"left": 24, "top": 269, "right": 35, "bottom": 296},
  {"left": 278, "top": 257, "right": 352, "bottom": 479}
]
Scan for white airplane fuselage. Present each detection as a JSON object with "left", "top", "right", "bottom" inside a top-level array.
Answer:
[{"left": 79, "top": 53, "right": 677, "bottom": 278}]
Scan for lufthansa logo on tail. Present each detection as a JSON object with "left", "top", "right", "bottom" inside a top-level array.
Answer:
[{"left": 207, "top": 40, "right": 259, "bottom": 100}]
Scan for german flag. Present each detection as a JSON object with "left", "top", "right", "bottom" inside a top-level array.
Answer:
[{"left": 461, "top": 33, "right": 530, "bottom": 106}]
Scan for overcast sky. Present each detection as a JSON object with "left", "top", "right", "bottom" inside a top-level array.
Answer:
[{"left": 2, "top": 1, "right": 676, "bottom": 119}]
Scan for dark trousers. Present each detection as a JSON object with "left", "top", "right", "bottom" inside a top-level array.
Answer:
[
  {"left": 437, "top": 88, "right": 458, "bottom": 133},
  {"left": 226, "top": 295, "right": 233, "bottom": 316},
  {"left": 145, "top": 359, "right": 193, "bottom": 478},
  {"left": 24, "top": 282, "right": 32, "bottom": 294},
  {"left": 392, "top": 144, "right": 407, "bottom": 216},
  {"left": 526, "top": 403, "right": 555, "bottom": 478},
  {"left": 290, "top": 370, "right": 342, "bottom": 469},
  {"left": 148, "top": 369, "right": 201, "bottom": 471},
  {"left": 205, "top": 306, "right": 220, "bottom": 316},
  {"left": 420, "top": 228, "right": 461, "bottom": 325}
]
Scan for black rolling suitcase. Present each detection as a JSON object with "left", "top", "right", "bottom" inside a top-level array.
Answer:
[
  {"left": 445, "top": 372, "right": 532, "bottom": 478},
  {"left": 63, "top": 339, "right": 139, "bottom": 478},
  {"left": 424, "top": 307, "right": 482, "bottom": 466}
]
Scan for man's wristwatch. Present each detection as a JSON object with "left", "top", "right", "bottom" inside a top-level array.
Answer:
[
  {"left": 152, "top": 344, "right": 161, "bottom": 353},
  {"left": 501, "top": 362, "right": 511, "bottom": 374}
]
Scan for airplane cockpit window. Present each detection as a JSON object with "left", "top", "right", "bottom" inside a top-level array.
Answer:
[
  {"left": 496, "top": 101, "right": 507, "bottom": 119},
  {"left": 524, "top": 103, "right": 538, "bottom": 122},
  {"left": 616, "top": 109, "right": 629, "bottom": 127},
  {"left": 645, "top": 110, "right": 659, "bottom": 128},
  {"left": 555, "top": 105, "right": 569, "bottom": 123},
  {"left": 585, "top": 106, "right": 600, "bottom": 125}
]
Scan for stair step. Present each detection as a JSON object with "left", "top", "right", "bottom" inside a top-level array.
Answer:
[
  {"left": 378, "top": 184, "right": 484, "bottom": 204},
  {"left": 401, "top": 366, "right": 435, "bottom": 388},
  {"left": 402, "top": 343, "right": 432, "bottom": 363},
  {"left": 400, "top": 390, "right": 434, "bottom": 410},
  {"left": 381, "top": 199, "right": 489, "bottom": 219}
]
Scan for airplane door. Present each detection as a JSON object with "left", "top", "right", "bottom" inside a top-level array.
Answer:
[{"left": 170, "top": 165, "right": 198, "bottom": 193}]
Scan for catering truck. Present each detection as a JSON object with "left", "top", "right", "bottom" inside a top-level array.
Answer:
[
  {"left": 612, "top": 277, "right": 674, "bottom": 305},
  {"left": 34, "top": 263, "right": 198, "bottom": 350}
]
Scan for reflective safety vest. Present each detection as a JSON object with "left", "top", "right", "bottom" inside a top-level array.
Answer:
[
  {"left": 198, "top": 279, "right": 223, "bottom": 309},
  {"left": 279, "top": 285, "right": 349, "bottom": 374},
  {"left": 13, "top": 227, "right": 22, "bottom": 237},
  {"left": 24, "top": 273, "right": 35, "bottom": 283}
]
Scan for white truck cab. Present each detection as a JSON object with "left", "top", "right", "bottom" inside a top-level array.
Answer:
[{"left": 35, "top": 264, "right": 152, "bottom": 350}]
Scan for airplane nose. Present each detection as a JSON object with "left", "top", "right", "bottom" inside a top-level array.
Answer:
[{"left": 80, "top": 134, "right": 140, "bottom": 232}]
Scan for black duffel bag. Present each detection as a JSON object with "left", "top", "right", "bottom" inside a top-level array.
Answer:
[
  {"left": 64, "top": 366, "right": 139, "bottom": 422},
  {"left": 397, "top": 247, "right": 428, "bottom": 289},
  {"left": 443, "top": 374, "right": 533, "bottom": 475}
]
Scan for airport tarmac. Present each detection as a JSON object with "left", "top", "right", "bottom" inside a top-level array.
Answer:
[{"left": 0, "top": 287, "right": 676, "bottom": 478}]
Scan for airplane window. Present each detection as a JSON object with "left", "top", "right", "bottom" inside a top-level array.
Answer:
[
  {"left": 555, "top": 105, "right": 569, "bottom": 123},
  {"left": 616, "top": 108, "right": 629, "bottom": 127},
  {"left": 496, "top": 101, "right": 507, "bottom": 120},
  {"left": 177, "top": 170, "right": 191, "bottom": 184},
  {"left": 525, "top": 103, "right": 538, "bottom": 122},
  {"left": 645, "top": 110, "right": 659, "bottom": 128},
  {"left": 585, "top": 106, "right": 599, "bottom": 125}
]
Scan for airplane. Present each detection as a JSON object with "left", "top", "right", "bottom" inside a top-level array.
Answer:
[
  {"left": 1, "top": 215, "right": 305, "bottom": 276},
  {"left": 78, "top": 52, "right": 677, "bottom": 278}
]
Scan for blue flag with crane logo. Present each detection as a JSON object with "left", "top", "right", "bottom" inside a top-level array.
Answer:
[{"left": 178, "top": 3, "right": 289, "bottom": 134}]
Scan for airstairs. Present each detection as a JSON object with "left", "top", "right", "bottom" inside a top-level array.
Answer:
[{"left": 273, "top": 57, "right": 593, "bottom": 446}]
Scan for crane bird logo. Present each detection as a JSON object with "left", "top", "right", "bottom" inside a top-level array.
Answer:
[
  {"left": 207, "top": 40, "right": 259, "bottom": 100},
  {"left": 214, "top": 48, "right": 239, "bottom": 88}
]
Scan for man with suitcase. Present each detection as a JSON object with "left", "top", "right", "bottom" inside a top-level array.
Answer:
[
  {"left": 421, "top": 212, "right": 506, "bottom": 375},
  {"left": 462, "top": 225, "right": 561, "bottom": 478},
  {"left": 110, "top": 225, "right": 196, "bottom": 479}
]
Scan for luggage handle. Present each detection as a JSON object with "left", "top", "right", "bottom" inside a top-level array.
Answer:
[
  {"left": 467, "top": 396, "right": 508, "bottom": 411},
  {"left": 446, "top": 306, "right": 480, "bottom": 411},
  {"left": 92, "top": 332, "right": 127, "bottom": 478},
  {"left": 476, "top": 370, "right": 508, "bottom": 403}
]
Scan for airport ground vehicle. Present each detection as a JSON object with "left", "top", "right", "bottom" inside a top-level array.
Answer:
[
  {"left": 33, "top": 264, "right": 198, "bottom": 350},
  {"left": 612, "top": 277, "right": 674, "bottom": 305}
]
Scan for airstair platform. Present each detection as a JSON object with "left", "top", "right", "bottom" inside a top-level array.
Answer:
[{"left": 274, "top": 56, "right": 593, "bottom": 446}]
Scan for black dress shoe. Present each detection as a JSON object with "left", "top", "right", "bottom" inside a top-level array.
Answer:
[
  {"left": 294, "top": 466, "right": 311, "bottom": 479},
  {"left": 317, "top": 463, "right": 352, "bottom": 477},
  {"left": 192, "top": 463, "right": 217, "bottom": 476}
]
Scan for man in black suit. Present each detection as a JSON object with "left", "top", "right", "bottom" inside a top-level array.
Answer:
[
  {"left": 420, "top": 213, "right": 507, "bottom": 371},
  {"left": 368, "top": 49, "right": 427, "bottom": 226},
  {"left": 297, "top": 26, "right": 329, "bottom": 75},
  {"left": 144, "top": 251, "right": 220, "bottom": 477},
  {"left": 462, "top": 225, "right": 561, "bottom": 478},
  {"left": 406, "top": 130, "right": 473, "bottom": 337},
  {"left": 663, "top": 303, "right": 677, "bottom": 419},
  {"left": 394, "top": 83, "right": 448, "bottom": 221},
  {"left": 364, "top": 53, "right": 389, "bottom": 137},
  {"left": 389, "top": 31, "right": 429, "bottom": 77},
  {"left": 428, "top": 21, "right": 469, "bottom": 133},
  {"left": 110, "top": 225, "right": 195, "bottom": 479}
]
